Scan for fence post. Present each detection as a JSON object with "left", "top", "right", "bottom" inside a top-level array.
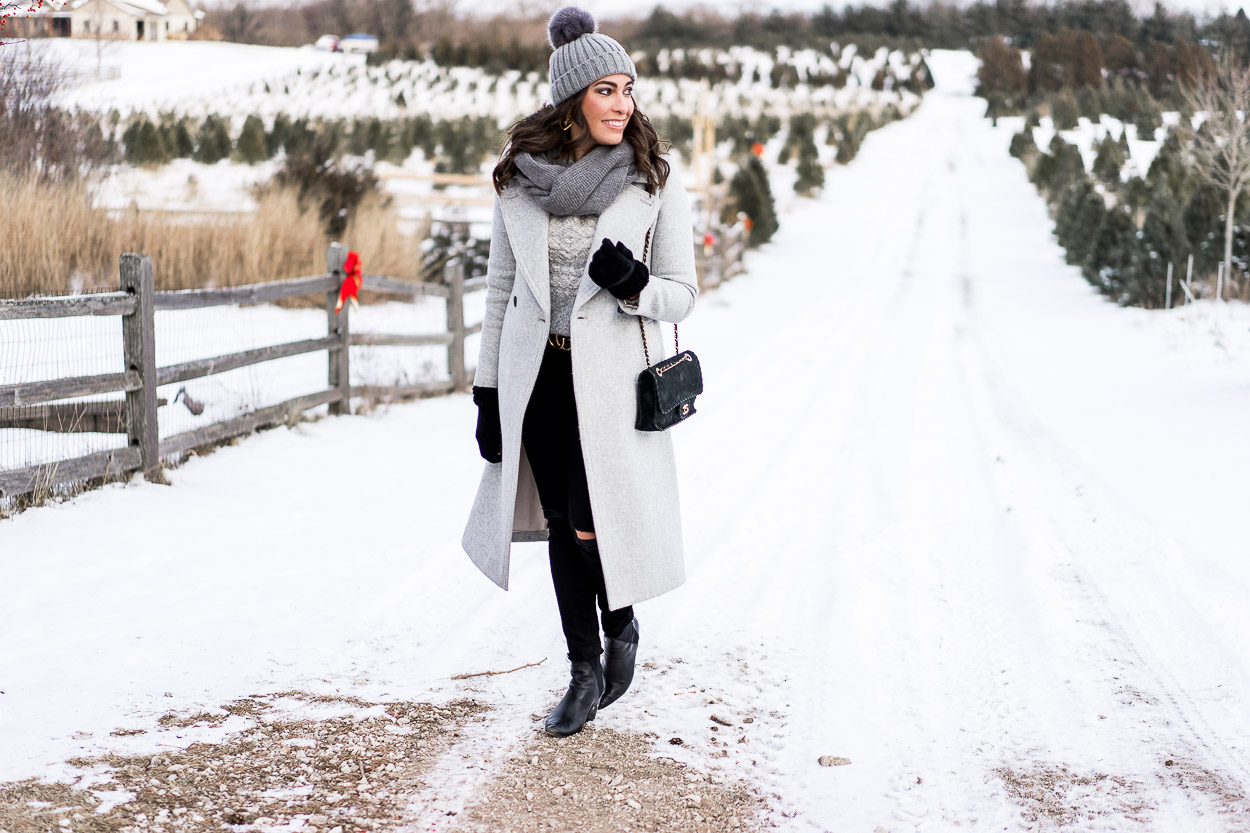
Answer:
[
  {"left": 120, "top": 253, "right": 160, "bottom": 481},
  {"left": 326, "top": 243, "right": 351, "bottom": 416},
  {"left": 446, "top": 257, "right": 467, "bottom": 390}
]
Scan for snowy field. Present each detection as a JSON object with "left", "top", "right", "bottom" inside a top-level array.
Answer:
[
  {"left": 4, "top": 49, "right": 1250, "bottom": 832},
  {"left": 40, "top": 39, "right": 921, "bottom": 123},
  {"left": 24, "top": 38, "right": 922, "bottom": 224}
]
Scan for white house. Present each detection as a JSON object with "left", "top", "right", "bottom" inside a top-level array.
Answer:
[{"left": 70, "top": 0, "right": 202, "bottom": 41}]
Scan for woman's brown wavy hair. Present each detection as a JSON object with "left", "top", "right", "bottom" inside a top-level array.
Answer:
[{"left": 493, "top": 87, "right": 670, "bottom": 196}]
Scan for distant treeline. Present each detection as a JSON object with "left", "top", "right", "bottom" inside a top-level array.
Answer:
[
  {"left": 205, "top": 1, "right": 1250, "bottom": 69},
  {"left": 976, "top": 29, "right": 1215, "bottom": 116}
]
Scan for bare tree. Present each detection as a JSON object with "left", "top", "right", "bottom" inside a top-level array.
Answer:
[
  {"left": 1, "top": 43, "right": 61, "bottom": 172},
  {"left": 1179, "top": 50, "right": 1250, "bottom": 298},
  {"left": 89, "top": 0, "right": 120, "bottom": 78},
  {"left": 221, "top": 1, "right": 259, "bottom": 43},
  {"left": 0, "top": 43, "right": 108, "bottom": 182}
]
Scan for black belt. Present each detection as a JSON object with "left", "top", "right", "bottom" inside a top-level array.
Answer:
[{"left": 547, "top": 334, "right": 571, "bottom": 351}]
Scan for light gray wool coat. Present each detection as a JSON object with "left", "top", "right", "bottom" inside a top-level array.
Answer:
[{"left": 461, "top": 165, "right": 698, "bottom": 610}]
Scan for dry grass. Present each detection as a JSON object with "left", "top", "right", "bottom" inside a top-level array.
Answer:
[{"left": 0, "top": 172, "right": 425, "bottom": 299}]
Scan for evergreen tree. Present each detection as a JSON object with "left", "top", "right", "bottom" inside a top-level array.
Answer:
[
  {"left": 1055, "top": 179, "right": 1092, "bottom": 255},
  {"left": 1136, "top": 179, "right": 1190, "bottom": 305},
  {"left": 1056, "top": 180, "right": 1105, "bottom": 266},
  {"left": 1147, "top": 129, "right": 1187, "bottom": 198},
  {"left": 834, "top": 115, "right": 863, "bottom": 164},
  {"left": 1092, "top": 134, "right": 1126, "bottom": 187},
  {"left": 730, "top": 155, "right": 779, "bottom": 246},
  {"left": 194, "top": 115, "right": 232, "bottom": 164},
  {"left": 267, "top": 112, "right": 291, "bottom": 157},
  {"left": 1121, "top": 175, "right": 1152, "bottom": 215},
  {"left": 1184, "top": 181, "right": 1226, "bottom": 275},
  {"left": 1009, "top": 128, "right": 1037, "bottom": 160},
  {"left": 1051, "top": 89, "right": 1080, "bottom": 130},
  {"left": 120, "top": 119, "right": 141, "bottom": 158},
  {"left": 1047, "top": 134, "right": 1086, "bottom": 194},
  {"left": 1082, "top": 206, "right": 1137, "bottom": 300},
  {"left": 235, "top": 115, "right": 268, "bottom": 164},
  {"left": 794, "top": 135, "right": 824, "bottom": 195},
  {"left": 1132, "top": 89, "right": 1161, "bottom": 139},
  {"left": 125, "top": 118, "right": 169, "bottom": 166},
  {"left": 1100, "top": 78, "right": 1124, "bottom": 121},
  {"left": 172, "top": 118, "right": 195, "bottom": 158},
  {"left": 1030, "top": 148, "right": 1057, "bottom": 190},
  {"left": 1077, "top": 86, "right": 1101, "bottom": 120}
]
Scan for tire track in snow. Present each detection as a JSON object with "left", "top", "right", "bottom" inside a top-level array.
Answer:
[{"left": 948, "top": 89, "right": 1250, "bottom": 828}]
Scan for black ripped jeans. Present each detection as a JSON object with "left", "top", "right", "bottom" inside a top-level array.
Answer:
[{"left": 522, "top": 342, "right": 634, "bottom": 662}]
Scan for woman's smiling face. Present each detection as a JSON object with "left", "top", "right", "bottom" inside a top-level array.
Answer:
[{"left": 578, "top": 74, "right": 634, "bottom": 146}]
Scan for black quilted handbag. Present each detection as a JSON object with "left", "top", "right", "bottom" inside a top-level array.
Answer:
[{"left": 634, "top": 228, "right": 703, "bottom": 431}]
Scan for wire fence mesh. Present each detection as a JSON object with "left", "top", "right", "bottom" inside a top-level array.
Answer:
[
  {"left": 2, "top": 268, "right": 484, "bottom": 510},
  {"left": 0, "top": 312, "right": 128, "bottom": 474}
]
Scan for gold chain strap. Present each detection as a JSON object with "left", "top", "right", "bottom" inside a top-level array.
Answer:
[{"left": 637, "top": 227, "right": 680, "bottom": 368}]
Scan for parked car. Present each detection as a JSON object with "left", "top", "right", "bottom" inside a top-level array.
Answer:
[
  {"left": 314, "top": 34, "right": 340, "bottom": 52},
  {"left": 340, "top": 33, "right": 379, "bottom": 54}
]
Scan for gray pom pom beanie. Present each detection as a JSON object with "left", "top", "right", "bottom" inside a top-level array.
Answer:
[{"left": 547, "top": 6, "right": 636, "bottom": 106}]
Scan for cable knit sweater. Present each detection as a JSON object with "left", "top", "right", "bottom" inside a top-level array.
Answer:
[{"left": 547, "top": 213, "right": 599, "bottom": 337}]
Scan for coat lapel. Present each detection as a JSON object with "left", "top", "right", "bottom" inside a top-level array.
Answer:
[
  {"left": 573, "top": 184, "right": 661, "bottom": 313},
  {"left": 499, "top": 189, "right": 550, "bottom": 317},
  {"left": 500, "top": 183, "right": 662, "bottom": 317}
]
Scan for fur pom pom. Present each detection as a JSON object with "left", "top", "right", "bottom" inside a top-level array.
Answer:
[{"left": 547, "top": 6, "right": 596, "bottom": 49}]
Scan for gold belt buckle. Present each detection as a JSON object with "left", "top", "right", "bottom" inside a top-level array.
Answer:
[{"left": 547, "top": 334, "right": 571, "bottom": 351}]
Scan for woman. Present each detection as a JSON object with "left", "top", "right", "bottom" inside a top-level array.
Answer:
[{"left": 461, "top": 6, "right": 698, "bottom": 738}]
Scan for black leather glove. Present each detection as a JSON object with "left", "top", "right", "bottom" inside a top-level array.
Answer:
[
  {"left": 472, "top": 386, "right": 502, "bottom": 464},
  {"left": 588, "top": 238, "right": 649, "bottom": 300}
]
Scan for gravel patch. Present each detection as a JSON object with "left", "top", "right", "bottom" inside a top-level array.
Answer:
[
  {"left": 995, "top": 762, "right": 1153, "bottom": 828},
  {"left": 0, "top": 692, "right": 488, "bottom": 833},
  {"left": 451, "top": 724, "right": 769, "bottom": 833}
]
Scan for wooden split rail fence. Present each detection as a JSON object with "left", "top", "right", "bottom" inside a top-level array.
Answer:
[
  {"left": 0, "top": 243, "right": 483, "bottom": 500},
  {"left": 1, "top": 222, "right": 750, "bottom": 503}
]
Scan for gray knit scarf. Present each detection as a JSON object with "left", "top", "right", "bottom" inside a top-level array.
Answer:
[{"left": 513, "top": 141, "right": 636, "bottom": 217}]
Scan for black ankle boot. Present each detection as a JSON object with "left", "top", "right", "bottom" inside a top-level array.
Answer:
[
  {"left": 599, "top": 616, "right": 639, "bottom": 710},
  {"left": 545, "top": 656, "right": 605, "bottom": 737}
]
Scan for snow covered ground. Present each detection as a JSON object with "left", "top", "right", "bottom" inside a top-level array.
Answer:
[{"left": 4, "top": 49, "right": 1250, "bottom": 832}]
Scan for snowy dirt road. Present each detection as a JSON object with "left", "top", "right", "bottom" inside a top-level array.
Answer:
[{"left": 4, "top": 51, "right": 1250, "bottom": 833}]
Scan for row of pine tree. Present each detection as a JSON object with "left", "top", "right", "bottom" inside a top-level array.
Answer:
[{"left": 1011, "top": 124, "right": 1238, "bottom": 307}]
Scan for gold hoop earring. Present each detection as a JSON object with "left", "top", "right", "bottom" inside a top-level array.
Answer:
[{"left": 560, "top": 114, "right": 573, "bottom": 131}]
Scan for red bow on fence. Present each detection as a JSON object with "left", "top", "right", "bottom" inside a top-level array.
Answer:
[{"left": 335, "top": 251, "right": 362, "bottom": 314}]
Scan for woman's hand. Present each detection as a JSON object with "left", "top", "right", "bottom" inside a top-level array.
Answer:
[
  {"left": 588, "top": 238, "right": 650, "bottom": 301},
  {"left": 472, "top": 386, "right": 503, "bottom": 464}
]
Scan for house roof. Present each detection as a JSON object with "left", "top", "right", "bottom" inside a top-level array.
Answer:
[{"left": 70, "top": 0, "right": 171, "bottom": 16}]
